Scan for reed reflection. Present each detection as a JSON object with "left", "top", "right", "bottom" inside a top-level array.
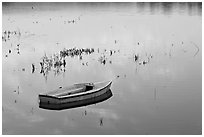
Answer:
[
  {"left": 136, "top": 2, "right": 201, "bottom": 16},
  {"left": 39, "top": 47, "right": 95, "bottom": 78}
]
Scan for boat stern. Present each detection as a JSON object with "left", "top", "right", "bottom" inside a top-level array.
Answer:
[{"left": 39, "top": 94, "right": 61, "bottom": 104}]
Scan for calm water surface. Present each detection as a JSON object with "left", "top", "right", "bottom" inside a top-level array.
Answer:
[{"left": 2, "top": 2, "right": 202, "bottom": 135}]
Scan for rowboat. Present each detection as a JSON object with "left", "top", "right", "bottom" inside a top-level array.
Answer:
[
  {"left": 39, "top": 89, "right": 113, "bottom": 110},
  {"left": 39, "top": 80, "right": 112, "bottom": 105}
]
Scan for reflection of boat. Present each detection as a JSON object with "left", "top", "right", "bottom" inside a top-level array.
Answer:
[
  {"left": 39, "top": 80, "right": 112, "bottom": 107},
  {"left": 39, "top": 89, "right": 113, "bottom": 110}
]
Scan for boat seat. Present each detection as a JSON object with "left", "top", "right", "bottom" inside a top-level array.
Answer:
[
  {"left": 85, "top": 83, "right": 94, "bottom": 91},
  {"left": 54, "top": 87, "right": 85, "bottom": 97}
]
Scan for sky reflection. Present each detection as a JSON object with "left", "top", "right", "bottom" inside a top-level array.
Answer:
[{"left": 2, "top": 2, "right": 201, "bottom": 135}]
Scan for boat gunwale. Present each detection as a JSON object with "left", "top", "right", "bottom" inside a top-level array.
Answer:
[{"left": 39, "top": 80, "right": 112, "bottom": 99}]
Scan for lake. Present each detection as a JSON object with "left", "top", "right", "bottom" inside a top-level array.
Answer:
[{"left": 2, "top": 2, "right": 202, "bottom": 135}]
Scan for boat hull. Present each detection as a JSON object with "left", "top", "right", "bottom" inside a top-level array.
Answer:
[
  {"left": 39, "top": 81, "right": 112, "bottom": 105},
  {"left": 39, "top": 89, "right": 112, "bottom": 110}
]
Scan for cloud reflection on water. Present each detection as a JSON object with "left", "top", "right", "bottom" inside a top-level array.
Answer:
[{"left": 2, "top": 2, "right": 201, "bottom": 135}]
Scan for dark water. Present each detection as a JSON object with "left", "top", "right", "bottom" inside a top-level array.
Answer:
[{"left": 2, "top": 2, "right": 202, "bottom": 135}]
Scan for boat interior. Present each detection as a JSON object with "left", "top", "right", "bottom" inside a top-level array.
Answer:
[
  {"left": 48, "top": 83, "right": 94, "bottom": 97},
  {"left": 44, "top": 81, "right": 111, "bottom": 97}
]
